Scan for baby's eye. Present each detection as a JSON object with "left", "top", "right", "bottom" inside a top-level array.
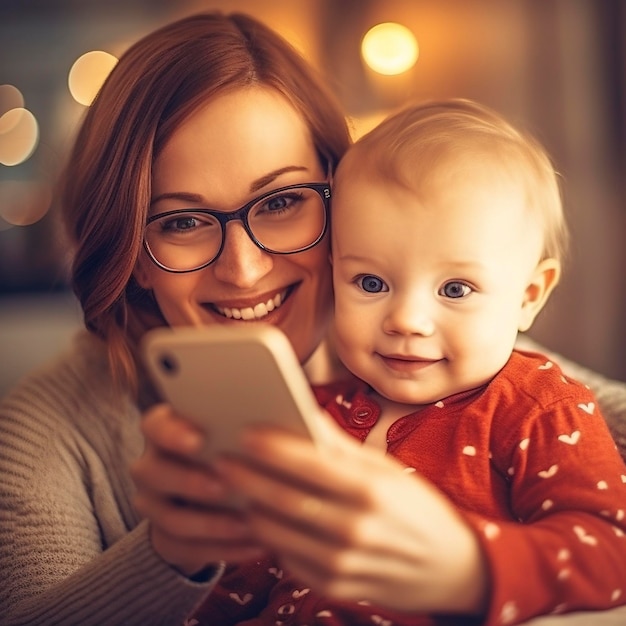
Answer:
[
  {"left": 439, "top": 281, "right": 472, "bottom": 299},
  {"left": 357, "top": 275, "right": 388, "bottom": 293}
]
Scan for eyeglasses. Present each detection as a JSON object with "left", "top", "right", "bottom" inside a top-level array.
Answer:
[{"left": 143, "top": 182, "right": 331, "bottom": 273}]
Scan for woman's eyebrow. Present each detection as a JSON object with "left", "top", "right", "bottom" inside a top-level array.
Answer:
[
  {"left": 150, "top": 191, "right": 204, "bottom": 206},
  {"left": 248, "top": 165, "right": 309, "bottom": 192},
  {"left": 151, "top": 166, "right": 311, "bottom": 206}
]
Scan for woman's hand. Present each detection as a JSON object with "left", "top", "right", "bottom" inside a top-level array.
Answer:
[
  {"left": 130, "top": 403, "right": 264, "bottom": 576},
  {"left": 216, "top": 413, "right": 489, "bottom": 615}
]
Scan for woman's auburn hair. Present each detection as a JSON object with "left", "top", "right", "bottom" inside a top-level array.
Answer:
[{"left": 60, "top": 11, "right": 351, "bottom": 390}]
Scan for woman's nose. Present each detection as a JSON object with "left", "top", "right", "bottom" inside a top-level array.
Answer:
[{"left": 212, "top": 221, "right": 274, "bottom": 288}]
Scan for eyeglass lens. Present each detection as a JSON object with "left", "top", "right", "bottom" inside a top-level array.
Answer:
[{"left": 144, "top": 185, "right": 327, "bottom": 272}]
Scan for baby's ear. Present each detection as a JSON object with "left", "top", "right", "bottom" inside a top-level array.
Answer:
[{"left": 518, "top": 258, "right": 561, "bottom": 332}]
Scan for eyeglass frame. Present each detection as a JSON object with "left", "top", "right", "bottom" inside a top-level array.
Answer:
[{"left": 143, "top": 182, "right": 332, "bottom": 274}]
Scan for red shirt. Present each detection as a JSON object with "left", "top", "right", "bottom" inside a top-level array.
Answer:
[{"left": 191, "top": 350, "right": 626, "bottom": 625}]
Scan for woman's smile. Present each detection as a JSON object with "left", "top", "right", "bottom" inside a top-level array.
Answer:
[{"left": 211, "top": 287, "right": 290, "bottom": 320}]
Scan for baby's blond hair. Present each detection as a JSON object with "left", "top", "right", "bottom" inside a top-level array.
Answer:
[{"left": 339, "top": 99, "right": 568, "bottom": 263}]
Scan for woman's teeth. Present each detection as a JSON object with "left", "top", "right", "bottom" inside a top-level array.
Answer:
[{"left": 218, "top": 292, "right": 284, "bottom": 320}]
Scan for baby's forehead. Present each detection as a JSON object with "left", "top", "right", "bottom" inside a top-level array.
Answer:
[{"left": 337, "top": 140, "right": 522, "bottom": 192}]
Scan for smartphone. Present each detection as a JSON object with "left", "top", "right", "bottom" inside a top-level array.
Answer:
[{"left": 141, "top": 324, "right": 321, "bottom": 463}]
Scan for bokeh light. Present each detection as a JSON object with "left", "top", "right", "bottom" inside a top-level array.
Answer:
[
  {"left": 0, "top": 180, "right": 53, "bottom": 228},
  {"left": 0, "top": 84, "right": 25, "bottom": 127},
  {"left": 68, "top": 50, "right": 118, "bottom": 106},
  {"left": 0, "top": 107, "right": 39, "bottom": 166},
  {"left": 361, "top": 22, "right": 419, "bottom": 76}
]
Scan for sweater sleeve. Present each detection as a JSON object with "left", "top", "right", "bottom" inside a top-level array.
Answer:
[
  {"left": 0, "top": 355, "right": 224, "bottom": 626},
  {"left": 1, "top": 520, "right": 225, "bottom": 626},
  {"left": 466, "top": 379, "right": 626, "bottom": 626}
]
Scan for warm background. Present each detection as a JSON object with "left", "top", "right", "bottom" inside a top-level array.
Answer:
[{"left": 0, "top": 0, "right": 624, "bottom": 395}]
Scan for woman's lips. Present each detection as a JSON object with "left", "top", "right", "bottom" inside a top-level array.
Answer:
[{"left": 212, "top": 289, "right": 288, "bottom": 320}]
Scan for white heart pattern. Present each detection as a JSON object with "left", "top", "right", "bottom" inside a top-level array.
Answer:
[
  {"left": 463, "top": 445, "right": 477, "bottom": 456},
  {"left": 519, "top": 438, "right": 530, "bottom": 451},
  {"left": 557, "top": 431, "right": 580, "bottom": 445},
  {"left": 371, "top": 616, "right": 392, "bottom": 626},
  {"left": 538, "top": 464, "right": 559, "bottom": 479},
  {"left": 557, "top": 568, "right": 571, "bottom": 581},
  {"left": 573, "top": 525, "right": 598, "bottom": 546},
  {"left": 335, "top": 394, "right": 352, "bottom": 409},
  {"left": 268, "top": 567, "right": 283, "bottom": 579},
  {"left": 557, "top": 548, "right": 571, "bottom": 561},
  {"left": 484, "top": 522, "right": 501, "bottom": 540},
  {"left": 229, "top": 592, "right": 253, "bottom": 605},
  {"left": 316, "top": 610, "right": 333, "bottom": 617},
  {"left": 499, "top": 600, "right": 519, "bottom": 624},
  {"left": 293, "top": 588, "right": 311, "bottom": 599},
  {"left": 597, "top": 480, "right": 609, "bottom": 490},
  {"left": 435, "top": 400, "right": 444, "bottom": 408},
  {"left": 538, "top": 361, "right": 553, "bottom": 370},
  {"left": 577, "top": 402, "right": 595, "bottom": 415}
]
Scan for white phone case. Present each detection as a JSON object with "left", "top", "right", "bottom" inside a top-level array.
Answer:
[{"left": 141, "top": 324, "right": 321, "bottom": 462}]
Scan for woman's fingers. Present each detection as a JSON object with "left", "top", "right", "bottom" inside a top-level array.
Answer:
[
  {"left": 140, "top": 403, "right": 205, "bottom": 456},
  {"left": 222, "top": 420, "right": 409, "bottom": 512},
  {"left": 216, "top": 423, "right": 489, "bottom": 614},
  {"left": 133, "top": 484, "right": 248, "bottom": 541},
  {"left": 149, "top": 522, "right": 264, "bottom": 575},
  {"left": 216, "top": 454, "right": 358, "bottom": 541},
  {"left": 134, "top": 403, "right": 233, "bottom": 506},
  {"left": 132, "top": 403, "right": 270, "bottom": 572},
  {"left": 131, "top": 447, "right": 225, "bottom": 506},
  {"left": 133, "top": 473, "right": 265, "bottom": 572}
]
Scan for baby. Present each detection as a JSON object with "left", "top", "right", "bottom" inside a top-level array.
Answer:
[{"left": 314, "top": 98, "right": 626, "bottom": 624}]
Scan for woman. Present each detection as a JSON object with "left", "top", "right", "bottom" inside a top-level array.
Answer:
[
  {"left": 0, "top": 11, "right": 349, "bottom": 625},
  {"left": 1, "top": 10, "right": 625, "bottom": 626}
]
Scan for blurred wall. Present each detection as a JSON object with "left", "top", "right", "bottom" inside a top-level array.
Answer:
[{"left": 0, "top": 0, "right": 624, "bottom": 390}]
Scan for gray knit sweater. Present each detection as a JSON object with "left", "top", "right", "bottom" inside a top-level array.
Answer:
[
  {"left": 1, "top": 331, "right": 625, "bottom": 626},
  {"left": 0, "top": 331, "right": 223, "bottom": 625}
]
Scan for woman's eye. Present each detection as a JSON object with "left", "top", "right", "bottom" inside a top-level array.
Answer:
[
  {"left": 266, "top": 196, "right": 290, "bottom": 212},
  {"left": 162, "top": 216, "right": 197, "bottom": 232},
  {"left": 155, "top": 212, "right": 219, "bottom": 236},
  {"left": 439, "top": 281, "right": 472, "bottom": 299},
  {"left": 357, "top": 275, "right": 388, "bottom": 293},
  {"left": 259, "top": 193, "right": 301, "bottom": 216}
]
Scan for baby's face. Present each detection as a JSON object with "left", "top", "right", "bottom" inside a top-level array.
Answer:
[{"left": 331, "top": 157, "right": 547, "bottom": 406}]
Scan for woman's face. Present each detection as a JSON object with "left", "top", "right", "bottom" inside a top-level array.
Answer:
[{"left": 135, "top": 87, "right": 332, "bottom": 364}]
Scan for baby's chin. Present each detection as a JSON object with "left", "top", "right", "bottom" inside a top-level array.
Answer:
[{"left": 368, "top": 383, "right": 437, "bottom": 409}]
